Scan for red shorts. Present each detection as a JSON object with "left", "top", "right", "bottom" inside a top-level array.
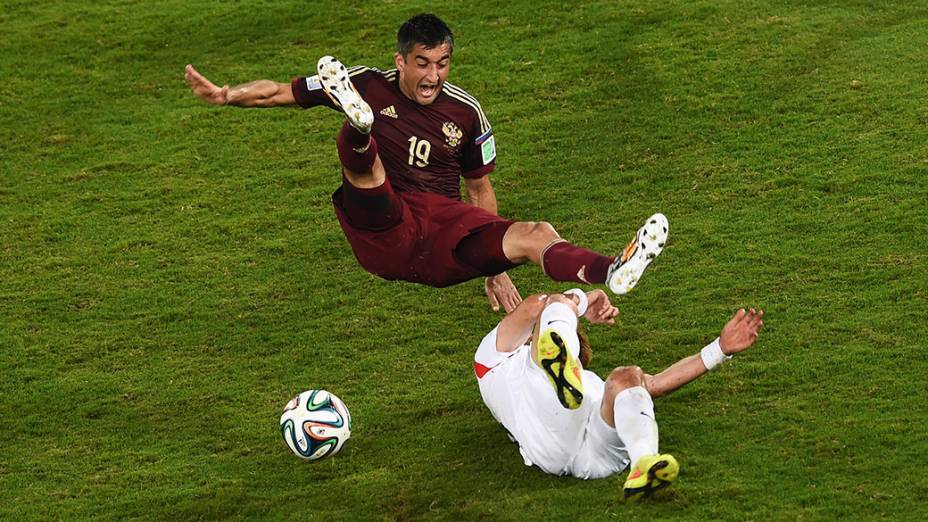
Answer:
[{"left": 332, "top": 177, "right": 516, "bottom": 287}]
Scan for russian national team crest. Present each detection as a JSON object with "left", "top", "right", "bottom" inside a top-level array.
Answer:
[{"left": 442, "top": 122, "right": 463, "bottom": 148}]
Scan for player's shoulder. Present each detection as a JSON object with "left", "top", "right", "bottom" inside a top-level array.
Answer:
[
  {"left": 442, "top": 80, "right": 485, "bottom": 106},
  {"left": 346, "top": 65, "right": 394, "bottom": 81},
  {"left": 441, "top": 81, "right": 492, "bottom": 134}
]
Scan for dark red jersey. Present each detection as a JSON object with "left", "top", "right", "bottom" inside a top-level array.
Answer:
[{"left": 292, "top": 66, "right": 497, "bottom": 200}]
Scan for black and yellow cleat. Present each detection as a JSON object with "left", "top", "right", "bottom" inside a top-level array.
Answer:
[
  {"left": 623, "top": 454, "right": 679, "bottom": 502},
  {"left": 535, "top": 329, "right": 584, "bottom": 409}
]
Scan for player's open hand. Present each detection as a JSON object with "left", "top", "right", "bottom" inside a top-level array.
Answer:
[
  {"left": 719, "top": 308, "right": 764, "bottom": 355},
  {"left": 485, "top": 272, "right": 522, "bottom": 313},
  {"left": 185, "top": 64, "right": 230, "bottom": 105},
  {"left": 582, "top": 289, "right": 619, "bottom": 325}
]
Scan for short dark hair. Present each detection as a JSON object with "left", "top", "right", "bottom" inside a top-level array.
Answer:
[
  {"left": 396, "top": 14, "right": 454, "bottom": 56},
  {"left": 577, "top": 323, "right": 592, "bottom": 368}
]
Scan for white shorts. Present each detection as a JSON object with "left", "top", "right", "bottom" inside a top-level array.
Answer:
[{"left": 475, "top": 327, "right": 631, "bottom": 479}]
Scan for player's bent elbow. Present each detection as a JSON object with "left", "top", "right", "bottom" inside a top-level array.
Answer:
[{"left": 519, "top": 293, "right": 549, "bottom": 316}]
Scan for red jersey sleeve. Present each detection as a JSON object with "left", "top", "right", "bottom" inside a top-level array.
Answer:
[
  {"left": 461, "top": 104, "right": 496, "bottom": 179},
  {"left": 291, "top": 66, "right": 377, "bottom": 110}
]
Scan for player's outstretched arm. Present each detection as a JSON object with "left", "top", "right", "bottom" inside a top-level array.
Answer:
[
  {"left": 185, "top": 64, "right": 296, "bottom": 107},
  {"left": 645, "top": 308, "right": 764, "bottom": 398}
]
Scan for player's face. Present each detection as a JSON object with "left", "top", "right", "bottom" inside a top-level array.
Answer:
[{"left": 394, "top": 42, "right": 452, "bottom": 106}]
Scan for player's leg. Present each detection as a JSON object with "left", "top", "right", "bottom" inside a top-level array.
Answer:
[
  {"left": 502, "top": 220, "right": 613, "bottom": 285},
  {"left": 499, "top": 214, "right": 668, "bottom": 295},
  {"left": 335, "top": 122, "right": 387, "bottom": 188},
  {"left": 530, "top": 298, "right": 585, "bottom": 409},
  {"left": 601, "top": 367, "right": 659, "bottom": 462},
  {"left": 317, "top": 56, "right": 385, "bottom": 189},
  {"left": 318, "top": 56, "right": 408, "bottom": 235},
  {"left": 600, "top": 366, "right": 679, "bottom": 500}
]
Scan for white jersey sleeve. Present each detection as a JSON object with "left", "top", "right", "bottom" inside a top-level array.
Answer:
[{"left": 474, "top": 326, "right": 524, "bottom": 378}]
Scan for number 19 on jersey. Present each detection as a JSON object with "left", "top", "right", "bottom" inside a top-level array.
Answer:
[{"left": 407, "top": 136, "right": 431, "bottom": 168}]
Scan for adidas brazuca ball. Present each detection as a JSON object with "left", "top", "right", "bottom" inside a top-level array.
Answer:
[{"left": 280, "top": 389, "right": 352, "bottom": 460}]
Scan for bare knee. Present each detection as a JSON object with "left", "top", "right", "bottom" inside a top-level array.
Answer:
[
  {"left": 503, "top": 221, "right": 560, "bottom": 264},
  {"left": 528, "top": 221, "right": 558, "bottom": 242},
  {"left": 600, "top": 366, "right": 646, "bottom": 428},
  {"left": 605, "top": 366, "right": 646, "bottom": 395},
  {"left": 510, "top": 221, "right": 558, "bottom": 242}
]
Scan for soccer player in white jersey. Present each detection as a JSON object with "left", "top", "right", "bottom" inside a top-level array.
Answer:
[{"left": 474, "top": 288, "right": 764, "bottom": 499}]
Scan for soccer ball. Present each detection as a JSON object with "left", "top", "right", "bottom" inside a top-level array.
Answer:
[{"left": 279, "top": 389, "right": 352, "bottom": 460}]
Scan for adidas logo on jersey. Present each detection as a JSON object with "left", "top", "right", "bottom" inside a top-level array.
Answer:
[{"left": 379, "top": 105, "right": 398, "bottom": 119}]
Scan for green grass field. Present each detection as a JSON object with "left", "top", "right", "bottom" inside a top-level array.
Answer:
[{"left": 3, "top": 0, "right": 928, "bottom": 519}]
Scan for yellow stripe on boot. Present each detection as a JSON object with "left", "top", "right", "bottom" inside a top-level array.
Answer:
[
  {"left": 535, "top": 329, "right": 584, "bottom": 409},
  {"left": 623, "top": 454, "right": 679, "bottom": 502}
]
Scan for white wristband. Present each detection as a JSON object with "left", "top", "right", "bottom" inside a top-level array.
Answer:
[
  {"left": 700, "top": 338, "right": 731, "bottom": 371},
  {"left": 562, "top": 288, "right": 588, "bottom": 316}
]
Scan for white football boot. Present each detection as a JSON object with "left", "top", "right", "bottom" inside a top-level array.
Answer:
[
  {"left": 607, "top": 213, "right": 668, "bottom": 295},
  {"left": 316, "top": 56, "right": 374, "bottom": 134}
]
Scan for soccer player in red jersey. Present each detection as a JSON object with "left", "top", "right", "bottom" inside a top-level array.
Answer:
[{"left": 185, "top": 14, "right": 666, "bottom": 310}]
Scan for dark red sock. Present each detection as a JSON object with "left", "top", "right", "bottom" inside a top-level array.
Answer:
[
  {"left": 336, "top": 122, "right": 377, "bottom": 174},
  {"left": 542, "top": 241, "right": 614, "bottom": 284}
]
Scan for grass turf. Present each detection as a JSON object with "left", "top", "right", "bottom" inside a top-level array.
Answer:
[{"left": 2, "top": 0, "right": 927, "bottom": 519}]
